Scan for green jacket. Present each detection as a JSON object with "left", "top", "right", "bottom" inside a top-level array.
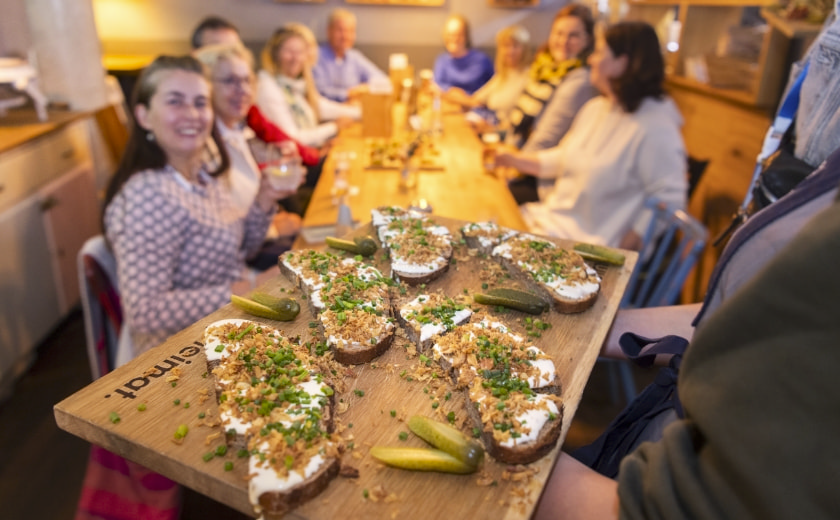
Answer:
[{"left": 618, "top": 192, "right": 840, "bottom": 519}]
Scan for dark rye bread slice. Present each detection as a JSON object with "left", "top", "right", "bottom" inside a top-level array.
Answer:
[
  {"left": 431, "top": 319, "right": 561, "bottom": 394},
  {"left": 395, "top": 292, "right": 473, "bottom": 351},
  {"left": 491, "top": 233, "right": 601, "bottom": 314},
  {"left": 202, "top": 319, "right": 341, "bottom": 518},
  {"left": 460, "top": 221, "right": 518, "bottom": 255},
  {"left": 257, "top": 458, "right": 341, "bottom": 520},
  {"left": 430, "top": 318, "right": 564, "bottom": 464},
  {"left": 374, "top": 212, "right": 453, "bottom": 286},
  {"left": 464, "top": 392, "right": 564, "bottom": 465},
  {"left": 279, "top": 249, "right": 396, "bottom": 364}
]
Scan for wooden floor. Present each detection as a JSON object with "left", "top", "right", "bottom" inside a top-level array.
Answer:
[{"left": 0, "top": 308, "right": 651, "bottom": 520}]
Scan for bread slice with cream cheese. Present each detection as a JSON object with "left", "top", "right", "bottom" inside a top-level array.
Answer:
[
  {"left": 492, "top": 233, "right": 601, "bottom": 313},
  {"left": 372, "top": 207, "right": 453, "bottom": 285},
  {"left": 461, "top": 221, "right": 518, "bottom": 255},
  {"left": 431, "top": 318, "right": 563, "bottom": 464},
  {"left": 279, "top": 250, "right": 396, "bottom": 364},
  {"left": 202, "top": 319, "right": 340, "bottom": 519},
  {"left": 396, "top": 291, "right": 473, "bottom": 351}
]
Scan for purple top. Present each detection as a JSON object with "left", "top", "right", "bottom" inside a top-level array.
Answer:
[{"left": 433, "top": 48, "right": 494, "bottom": 95}]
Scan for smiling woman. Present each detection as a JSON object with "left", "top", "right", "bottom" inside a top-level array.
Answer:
[
  {"left": 256, "top": 26, "right": 360, "bottom": 148},
  {"left": 102, "top": 55, "right": 280, "bottom": 359}
]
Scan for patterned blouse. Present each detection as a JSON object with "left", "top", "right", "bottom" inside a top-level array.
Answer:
[{"left": 104, "top": 166, "right": 273, "bottom": 356}]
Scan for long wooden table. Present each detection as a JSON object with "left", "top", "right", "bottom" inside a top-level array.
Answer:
[{"left": 296, "top": 110, "right": 527, "bottom": 246}]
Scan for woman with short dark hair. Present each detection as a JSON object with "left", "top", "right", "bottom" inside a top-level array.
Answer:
[{"left": 497, "top": 21, "right": 687, "bottom": 250}]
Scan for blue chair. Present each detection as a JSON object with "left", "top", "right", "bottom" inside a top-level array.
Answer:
[
  {"left": 621, "top": 197, "right": 709, "bottom": 309},
  {"left": 605, "top": 197, "right": 708, "bottom": 403}
]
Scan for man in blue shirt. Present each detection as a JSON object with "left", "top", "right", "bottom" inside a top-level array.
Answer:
[{"left": 313, "top": 9, "right": 387, "bottom": 102}]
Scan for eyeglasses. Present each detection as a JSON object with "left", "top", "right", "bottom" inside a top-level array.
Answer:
[{"left": 213, "top": 75, "right": 253, "bottom": 88}]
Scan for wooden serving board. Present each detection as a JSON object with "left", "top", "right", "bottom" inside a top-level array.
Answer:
[{"left": 55, "top": 217, "right": 637, "bottom": 519}]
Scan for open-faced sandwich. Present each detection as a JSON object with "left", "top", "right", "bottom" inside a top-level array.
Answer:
[
  {"left": 203, "top": 319, "right": 340, "bottom": 519},
  {"left": 372, "top": 207, "right": 453, "bottom": 285},
  {"left": 492, "top": 233, "right": 601, "bottom": 313},
  {"left": 396, "top": 291, "right": 473, "bottom": 351},
  {"left": 460, "top": 221, "right": 518, "bottom": 255},
  {"left": 431, "top": 318, "right": 563, "bottom": 464},
  {"left": 279, "top": 249, "right": 396, "bottom": 364}
]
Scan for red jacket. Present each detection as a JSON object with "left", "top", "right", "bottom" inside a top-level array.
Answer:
[{"left": 246, "top": 106, "right": 320, "bottom": 166}]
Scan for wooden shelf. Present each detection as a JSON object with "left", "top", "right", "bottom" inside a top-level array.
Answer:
[
  {"left": 760, "top": 7, "right": 823, "bottom": 38},
  {"left": 345, "top": 0, "right": 443, "bottom": 4},
  {"left": 626, "top": 0, "right": 792, "bottom": 107},
  {"left": 488, "top": 0, "right": 540, "bottom": 7},
  {"left": 667, "top": 75, "right": 760, "bottom": 106}
]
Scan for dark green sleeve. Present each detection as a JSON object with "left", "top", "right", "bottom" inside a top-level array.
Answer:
[{"left": 618, "top": 195, "right": 840, "bottom": 520}]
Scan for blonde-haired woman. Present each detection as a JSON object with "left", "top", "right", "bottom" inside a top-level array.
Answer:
[
  {"left": 256, "top": 26, "right": 359, "bottom": 148},
  {"left": 448, "top": 24, "right": 532, "bottom": 127},
  {"left": 286, "top": 22, "right": 319, "bottom": 66}
]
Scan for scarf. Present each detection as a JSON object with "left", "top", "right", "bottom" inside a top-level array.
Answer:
[
  {"left": 509, "top": 51, "right": 583, "bottom": 147},
  {"left": 277, "top": 75, "right": 316, "bottom": 130}
]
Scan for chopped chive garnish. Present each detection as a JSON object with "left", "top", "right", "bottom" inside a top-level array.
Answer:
[
  {"left": 174, "top": 424, "right": 189, "bottom": 440},
  {"left": 234, "top": 324, "right": 255, "bottom": 340}
]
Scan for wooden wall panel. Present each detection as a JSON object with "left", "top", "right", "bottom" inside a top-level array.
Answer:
[{"left": 669, "top": 84, "right": 771, "bottom": 302}]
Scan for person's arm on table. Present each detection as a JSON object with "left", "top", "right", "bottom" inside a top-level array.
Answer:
[
  {"left": 354, "top": 49, "right": 387, "bottom": 84},
  {"left": 317, "top": 93, "right": 361, "bottom": 122},
  {"left": 496, "top": 143, "right": 566, "bottom": 179},
  {"left": 534, "top": 453, "right": 619, "bottom": 520},
  {"left": 246, "top": 106, "right": 320, "bottom": 166},
  {"left": 495, "top": 149, "right": 541, "bottom": 176}
]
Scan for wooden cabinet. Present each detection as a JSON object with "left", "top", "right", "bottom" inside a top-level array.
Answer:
[
  {"left": 626, "top": 0, "right": 789, "bottom": 107},
  {"left": 0, "top": 119, "right": 98, "bottom": 397},
  {"left": 41, "top": 163, "right": 100, "bottom": 314},
  {"left": 669, "top": 85, "right": 770, "bottom": 302},
  {"left": 0, "top": 191, "right": 63, "bottom": 393}
]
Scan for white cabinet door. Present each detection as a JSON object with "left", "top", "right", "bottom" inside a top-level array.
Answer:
[
  {"left": 39, "top": 162, "right": 100, "bottom": 313},
  {"left": 0, "top": 193, "right": 62, "bottom": 389}
]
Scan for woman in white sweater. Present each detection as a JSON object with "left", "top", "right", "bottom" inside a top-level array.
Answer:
[
  {"left": 496, "top": 22, "right": 687, "bottom": 250},
  {"left": 256, "top": 26, "right": 359, "bottom": 148}
]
